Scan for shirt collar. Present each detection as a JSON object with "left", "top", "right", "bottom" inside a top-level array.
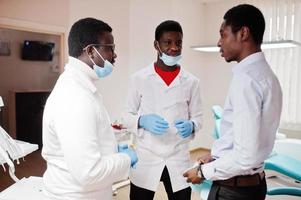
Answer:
[
  {"left": 145, "top": 63, "right": 188, "bottom": 78},
  {"left": 232, "top": 52, "right": 266, "bottom": 74},
  {"left": 65, "top": 56, "right": 99, "bottom": 93}
]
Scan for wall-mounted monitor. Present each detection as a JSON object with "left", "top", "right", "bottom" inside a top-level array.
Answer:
[{"left": 21, "top": 40, "right": 55, "bottom": 61}]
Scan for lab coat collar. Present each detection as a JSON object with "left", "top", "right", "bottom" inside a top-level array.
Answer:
[
  {"left": 145, "top": 63, "right": 189, "bottom": 79},
  {"left": 232, "top": 52, "right": 266, "bottom": 74},
  {"left": 65, "top": 56, "right": 98, "bottom": 93},
  {"left": 145, "top": 63, "right": 189, "bottom": 88}
]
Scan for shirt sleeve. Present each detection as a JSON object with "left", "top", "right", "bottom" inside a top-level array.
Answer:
[
  {"left": 202, "top": 75, "right": 267, "bottom": 180},
  {"left": 55, "top": 94, "right": 130, "bottom": 189},
  {"left": 121, "top": 75, "right": 141, "bottom": 136}
]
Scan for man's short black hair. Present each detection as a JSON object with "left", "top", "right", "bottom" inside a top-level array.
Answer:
[
  {"left": 224, "top": 4, "right": 265, "bottom": 45},
  {"left": 155, "top": 20, "right": 183, "bottom": 41},
  {"left": 68, "top": 18, "right": 112, "bottom": 57}
]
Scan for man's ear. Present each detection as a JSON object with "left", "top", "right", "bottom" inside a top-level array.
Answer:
[
  {"left": 240, "top": 26, "right": 250, "bottom": 42},
  {"left": 86, "top": 46, "right": 95, "bottom": 58},
  {"left": 154, "top": 40, "right": 159, "bottom": 51}
]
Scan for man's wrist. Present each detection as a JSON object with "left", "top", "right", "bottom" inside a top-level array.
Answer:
[
  {"left": 138, "top": 116, "right": 143, "bottom": 128},
  {"left": 197, "top": 163, "right": 204, "bottom": 179},
  {"left": 191, "top": 121, "right": 195, "bottom": 133}
]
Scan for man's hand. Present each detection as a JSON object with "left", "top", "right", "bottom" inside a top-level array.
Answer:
[
  {"left": 197, "top": 153, "right": 214, "bottom": 164},
  {"left": 139, "top": 114, "right": 169, "bottom": 135},
  {"left": 118, "top": 144, "right": 138, "bottom": 167},
  {"left": 183, "top": 166, "right": 204, "bottom": 184},
  {"left": 174, "top": 119, "right": 194, "bottom": 138}
]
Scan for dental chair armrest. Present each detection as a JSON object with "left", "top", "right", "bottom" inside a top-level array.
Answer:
[{"left": 267, "top": 187, "right": 301, "bottom": 196}]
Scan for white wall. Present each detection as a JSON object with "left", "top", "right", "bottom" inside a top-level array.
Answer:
[
  {"left": 0, "top": 0, "right": 69, "bottom": 27},
  {"left": 196, "top": 1, "right": 239, "bottom": 149}
]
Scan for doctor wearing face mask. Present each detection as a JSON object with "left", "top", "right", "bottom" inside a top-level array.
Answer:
[
  {"left": 122, "top": 20, "right": 203, "bottom": 200},
  {"left": 42, "top": 18, "right": 137, "bottom": 200}
]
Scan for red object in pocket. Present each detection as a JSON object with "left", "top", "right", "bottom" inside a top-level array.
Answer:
[{"left": 112, "top": 124, "right": 122, "bottom": 130}]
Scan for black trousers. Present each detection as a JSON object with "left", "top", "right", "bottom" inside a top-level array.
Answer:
[
  {"left": 208, "top": 178, "right": 267, "bottom": 200},
  {"left": 130, "top": 166, "right": 191, "bottom": 200}
]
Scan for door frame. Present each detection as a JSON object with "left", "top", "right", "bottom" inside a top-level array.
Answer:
[
  {"left": 0, "top": 17, "right": 66, "bottom": 72},
  {"left": 0, "top": 17, "right": 66, "bottom": 137}
]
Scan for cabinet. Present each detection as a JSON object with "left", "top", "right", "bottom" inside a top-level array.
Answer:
[{"left": 8, "top": 91, "right": 50, "bottom": 148}]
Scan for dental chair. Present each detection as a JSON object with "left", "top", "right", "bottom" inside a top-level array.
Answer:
[
  {"left": 265, "top": 138, "right": 301, "bottom": 196},
  {"left": 190, "top": 106, "right": 223, "bottom": 199},
  {"left": 191, "top": 105, "right": 301, "bottom": 199},
  {"left": 0, "top": 125, "right": 42, "bottom": 200}
]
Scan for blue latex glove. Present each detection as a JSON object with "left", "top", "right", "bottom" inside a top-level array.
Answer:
[
  {"left": 118, "top": 144, "right": 138, "bottom": 167},
  {"left": 174, "top": 119, "right": 194, "bottom": 138},
  {"left": 139, "top": 114, "right": 169, "bottom": 135}
]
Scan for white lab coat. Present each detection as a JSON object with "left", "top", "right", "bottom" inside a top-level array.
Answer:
[
  {"left": 42, "top": 57, "right": 131, "bottom": 200},
  {"left": 122, "top": 64, "right": 203, "bottom": 192}
]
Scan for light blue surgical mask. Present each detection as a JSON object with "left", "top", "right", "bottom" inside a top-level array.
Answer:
[
  {"left": 157, "top": 45, "right": 182, "bottom": 66},
  {"left": 88, "top": 46, "right": 113, "bottom": 78}
]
